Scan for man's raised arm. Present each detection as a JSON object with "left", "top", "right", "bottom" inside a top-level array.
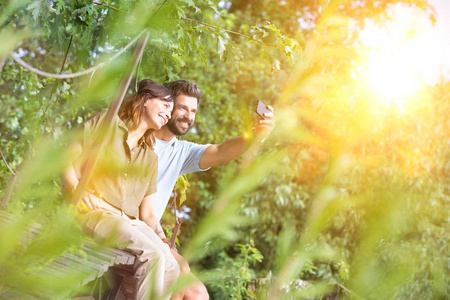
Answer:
[{"left": 198, "top": 106, "right": 275, "bottom": 169}]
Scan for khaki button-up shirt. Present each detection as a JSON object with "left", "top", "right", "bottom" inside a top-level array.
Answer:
[{"left": 79, "top": 110, "right": 157, "bottom": 218}]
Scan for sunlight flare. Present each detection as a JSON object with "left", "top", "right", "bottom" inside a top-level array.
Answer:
[{"left": 358, "top": 5, "right": 445, "bottom": 110}]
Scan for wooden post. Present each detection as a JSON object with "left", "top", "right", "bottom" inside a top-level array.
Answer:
[{"left": 72, "top": 32, "right": 150, "bottom": 204}]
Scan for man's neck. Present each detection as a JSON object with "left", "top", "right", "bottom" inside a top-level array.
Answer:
[{"left": 154, "top": 126, "right": 176, "bottom": 141}]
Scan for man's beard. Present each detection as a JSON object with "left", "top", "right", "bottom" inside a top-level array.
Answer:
[{"left": 167, "top": 117, "right": 192, "bottom": 136}]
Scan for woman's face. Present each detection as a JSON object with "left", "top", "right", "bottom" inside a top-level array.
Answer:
[{"left": 143, "top": 96, "right": 174, "bottom": 130}]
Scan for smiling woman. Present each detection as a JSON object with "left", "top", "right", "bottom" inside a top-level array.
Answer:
[
  {"left": 61, "top": 79, "right": 178, "bottom": 299},
  {"left": 119, "top": 79, "right": 174, "bottom": 143}
]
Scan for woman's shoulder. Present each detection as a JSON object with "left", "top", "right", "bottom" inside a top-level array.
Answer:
[{"left": 84, "top": 109, "right": 122, "bottom": 130}]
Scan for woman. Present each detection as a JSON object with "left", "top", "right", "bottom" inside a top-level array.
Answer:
[{"left": 62, "top": 79, "right": 178, "bottom": 300}]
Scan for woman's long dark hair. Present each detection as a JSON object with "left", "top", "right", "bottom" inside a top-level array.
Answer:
[{"left": 119, "top": 79, "right": 173, "bottom": 147}]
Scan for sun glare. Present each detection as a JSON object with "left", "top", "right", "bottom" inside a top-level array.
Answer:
[
  {"left": 358, "top": 4, "right": 445, "bottom": 110},
  {"left": 365, "top": 54, "right": 422, "bottom": 107}
]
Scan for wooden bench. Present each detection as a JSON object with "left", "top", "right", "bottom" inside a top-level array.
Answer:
[{"left": 0, "top": 210, "right": 136, "bottom": 299}]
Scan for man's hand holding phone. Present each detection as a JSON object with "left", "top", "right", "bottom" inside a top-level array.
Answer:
[{"left": 255, "top": 100, "right": 275, "bottom": 138}]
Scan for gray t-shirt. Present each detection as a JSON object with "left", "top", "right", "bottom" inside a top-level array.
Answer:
[{"left": 153, "top": 137, "right": 210, "bottom": 221}]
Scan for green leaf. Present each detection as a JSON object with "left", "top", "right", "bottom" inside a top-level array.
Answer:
[
  {"left": 27, "top": 0, "right": 47, "bottom": 20},
  {"left": 175, "top": 174, "right": 190, "bottom": 206}
]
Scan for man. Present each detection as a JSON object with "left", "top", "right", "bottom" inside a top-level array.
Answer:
[{"left": 148, "top": 80, "right": 275, "bottom": 299}]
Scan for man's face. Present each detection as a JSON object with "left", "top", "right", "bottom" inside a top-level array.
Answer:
[{"left": 166, "top": 94, "right": 198, "bottom": 136}]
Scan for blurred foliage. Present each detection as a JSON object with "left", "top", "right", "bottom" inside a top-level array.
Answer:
[
  {"left": 210, "top": 243, "right": 263, "bottom": 299},
  {"left": 1, "top": 0, "right": 448, "bottom": 299}
]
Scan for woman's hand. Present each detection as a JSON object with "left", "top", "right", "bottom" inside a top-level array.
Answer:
[{"left": 77, "top": 191, "right": 103, "bottom": 212}]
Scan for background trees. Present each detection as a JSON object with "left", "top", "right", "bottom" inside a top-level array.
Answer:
[{"left": 1, "top": 0, "right": 448, "bottom": 299}]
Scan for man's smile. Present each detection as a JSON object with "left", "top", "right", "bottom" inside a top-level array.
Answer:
[{"left": 176, "top": 117, "right": 191, "bottom": 128}]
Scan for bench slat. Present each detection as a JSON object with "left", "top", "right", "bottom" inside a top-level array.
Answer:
[{"left": 0, "top": 210, "right": 136, "bottom": 298}]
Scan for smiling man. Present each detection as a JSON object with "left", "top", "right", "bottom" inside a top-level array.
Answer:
[{"left": 148, "top": 79, "right": 274, "bottom": 299}]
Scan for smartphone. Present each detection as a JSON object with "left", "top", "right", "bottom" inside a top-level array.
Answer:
[{"left": 256, "top": 100, "right": 271, "bottom": 119}]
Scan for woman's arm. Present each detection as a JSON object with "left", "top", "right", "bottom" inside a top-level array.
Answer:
[
  {"left": 140, "top": 194, "right": 167, "bottom": 239},
  {"left": 61, "top": 140, "right": 101, "bottom": 210},
  {"left": 61, "top": 141, "right": 83, "bottom": 198}
]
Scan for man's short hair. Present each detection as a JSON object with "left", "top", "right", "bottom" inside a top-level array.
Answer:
[{"left": 165, "top": 80, "right": 201, "bottom": 104}]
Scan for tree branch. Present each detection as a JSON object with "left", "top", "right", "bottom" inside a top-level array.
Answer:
[
  {"left": 0, "top": 149, "right": 16, "bottom": 176},
  {"left": 0, "top": 149, "right": 17, "bottom": 208},
  {"left": 59, "top": 36, "right": 73, "bottom": 74},
  {"left": 92, "top": 1, "right": 123, "bottom": 12},
  {"left": 10, "top": 31, "right": 145, "bottom": 79},
  {"left": 152, "top": 0, "right": 168, "bottom": 17},
  {"left": 1, "top": 173, "right": 17, "bottom": 207},
  {"left": 181, "top": 17, "right": 264, "bottom": 44},
  {"left": 336, "top": 283, "right": 364, "bottom": 299}
]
